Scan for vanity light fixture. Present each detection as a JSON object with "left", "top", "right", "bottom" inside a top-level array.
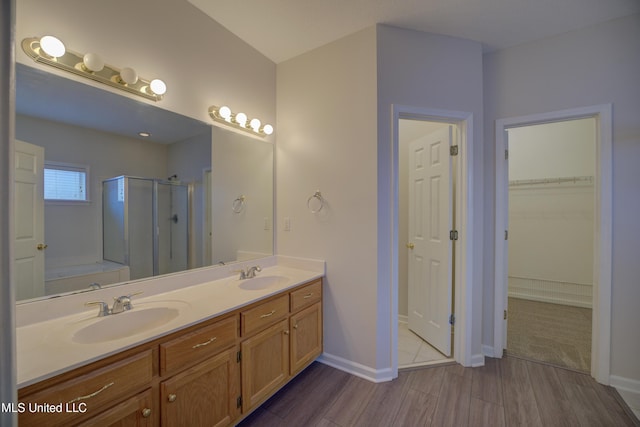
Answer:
[
  {"left": 208, "top": 105, "right": 274, "bottom": 138},
  {"left": 22, "top": 35, "right": 167, "bottom": 102}
]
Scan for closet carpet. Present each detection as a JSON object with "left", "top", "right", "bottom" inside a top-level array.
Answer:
[{"left": 507, "top": 297, "right": 592, "bottom": 372}]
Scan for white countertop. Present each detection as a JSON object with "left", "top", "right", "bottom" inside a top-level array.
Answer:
[{"left": 16, "top": 257, "right": 324, "bottom": 388}]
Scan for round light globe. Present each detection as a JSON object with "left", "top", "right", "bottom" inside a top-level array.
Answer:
[
  {"left": 235, "top": 112, "right": 248, "bottom": 127},
  {"left": 83, "top": 53, "right": 104, "bottom": 72},
  {"left": 219, "top": 106, "right": 232, "bottom": 121},
  {"left": 40, "top": 36, "right": 66, "bottom": 58},
  {"left": 262, "top": 124, "right": 274, "bottom": 135},
  {"left": 249, "top": 118, "right": 261, "bottom": 132},
  {"left": 120, "top": 67, "right": 138, "bottom": 85},
  {"left": 150, "top": 79, "right": 167, "bottom": 95}
]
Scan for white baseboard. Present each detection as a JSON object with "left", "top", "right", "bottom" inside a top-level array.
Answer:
[
  {"left": 482, "top": 344, "right": 502, "bottom": 359},
  {"left": 509, "top": 276, "right": 592, "bottom": 308},
  {"left": 610, "top": 375, "right": 640, "bottom": 420},
  {"left": 471, "top": 353, "right": 485, "bottom": 367},
  {"left": 317, "top": 353, "right": 394, "bottom": 383}
]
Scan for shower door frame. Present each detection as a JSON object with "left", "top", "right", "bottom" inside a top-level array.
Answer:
[
  {"left": 152, "top": 179, "right": 191, "bottom": 276},
  {"left": 103, "top": 176, "right": 191, "bottom": 279}
]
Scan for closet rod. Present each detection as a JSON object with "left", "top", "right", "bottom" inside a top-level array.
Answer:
[{"left": 509, "top": 175, "right": 593, "bottom": 187}]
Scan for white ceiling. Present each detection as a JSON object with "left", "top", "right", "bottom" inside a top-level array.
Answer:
[{"left": 188, "top": 0, "right": 640, "bottom": 63}]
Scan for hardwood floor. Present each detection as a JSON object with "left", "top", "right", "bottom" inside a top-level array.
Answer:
[{"left": 236, "top": 358, "right": 638, "bottom": 427}]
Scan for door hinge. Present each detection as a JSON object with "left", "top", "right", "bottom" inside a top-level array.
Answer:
[
  {"left": 505, "top": 149, "right": 509, "bottom": 160},
  {"left": 450, "top": 230, "right": 458, "bottom": 241},
  {"left": 504, "top": 310, "right": 507, "bottom": 320},
  {"left": 450, "top": 145, "right": 459, "bottom": 156},
  {"left": 236, "top": 396, "right": 242, "bottom": 408},
  {"left": 449, "top": 314, "right": 455, "bottom": 325},
  {"left": 504, "top": 230, "right": 508, "bottom": 240},
  {"left": 236, "top": 351, "right": 242, "bottom": 363}
]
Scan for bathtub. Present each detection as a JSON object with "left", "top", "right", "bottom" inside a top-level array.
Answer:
[{"left": 45, "top": 261, "right": 130, "bottom": 295}]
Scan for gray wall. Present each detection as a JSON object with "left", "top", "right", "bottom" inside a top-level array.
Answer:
[{"left": 482, "top": 13, "right": 640, "bottom": 383}]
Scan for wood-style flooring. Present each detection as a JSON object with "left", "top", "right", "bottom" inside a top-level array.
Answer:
[{"left": 236, "top": 358, "right": 638, "bottom": 427}]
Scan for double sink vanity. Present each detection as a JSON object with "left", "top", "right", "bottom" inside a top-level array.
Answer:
[{"left": 16, "top": 256, "right": 324, "bottom": 426}]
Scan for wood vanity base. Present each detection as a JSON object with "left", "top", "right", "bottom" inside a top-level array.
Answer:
[{"left": 18, "top": 278, "right": 323, "bottom": 427}]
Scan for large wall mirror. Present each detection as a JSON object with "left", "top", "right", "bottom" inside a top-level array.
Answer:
[{"left": 15, "top": 63, "right": 274, "bottom": 303}]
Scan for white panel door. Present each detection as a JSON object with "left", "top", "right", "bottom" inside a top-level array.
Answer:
[
  {"left": 14, "top": 140, "right": 45, "bottom": 300},
  {"left": 407, "top": 126, "right": 453, "bottom": 356}
]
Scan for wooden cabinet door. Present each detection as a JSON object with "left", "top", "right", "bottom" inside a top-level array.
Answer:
[
  {"left": 241, "top": 319, "right": 289, "bottom": 411},
  {"left": 290, "top": 302, "right": 323, "bottom": 375},
  {"left": 76, "top": 389, "right": 154, "bottom": 427},
  {"left": 161, "top": 347, "right": 240, "bottom": 427}
]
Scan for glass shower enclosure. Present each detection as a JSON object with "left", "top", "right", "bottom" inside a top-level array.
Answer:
[{"left": 102, "top": 176, "right": 189, "bottom": 280}]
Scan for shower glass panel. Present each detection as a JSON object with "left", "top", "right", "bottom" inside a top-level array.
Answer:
[{"left": 102, "top": 176, "right": 189, "bottom": 281}]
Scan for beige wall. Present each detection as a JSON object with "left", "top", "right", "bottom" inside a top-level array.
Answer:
[
  {"left": 276, "top": 27, "right": 380, "bottom": 372},
  {"left": 277, "top": 24, "right": 484, "bottom": 376},
  {"left": 483, "top": 13, "right": 640, "bottom": 383}
]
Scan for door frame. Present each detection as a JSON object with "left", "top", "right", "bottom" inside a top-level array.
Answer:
[
  {"left": 493, "top": 104, "right": 612, "bottom": 384},
  {"left": 391, "top": 104, "right": 476, "bottom": 377}
]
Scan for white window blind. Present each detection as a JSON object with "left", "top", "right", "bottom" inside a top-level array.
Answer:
[{"left": 44, "top": 162, "right": 88, "bottom": 201}]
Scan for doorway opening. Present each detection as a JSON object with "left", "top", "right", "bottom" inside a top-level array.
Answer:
[
  {"left": 505, "top": 118, "right": 595, "bottom": 372},
  {"left": 494, "top": 104, "right": 612, "bottom": 383},
  {"left": 398, "top": 118, "right": 457, "bottom": 369}
]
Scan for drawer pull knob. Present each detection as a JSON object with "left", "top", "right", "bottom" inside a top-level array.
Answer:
[
  {"left": 142, "top": 408, "right": 152, "bottom": 418},
  {"left": 260, "top": 310, "right": 276, "bottom": 318},
  {"left": 293, "top": 324, "right": 298, "bottom": 329},
  {"left": 67, "top": 381, "right": 115, "bottom": 404},
  {"left": 192, "top": 337, "right": 217, "bottom": 349},
  {"left": 303, "top": 293, "right": 314, "bottom": 299},
  {"left": 168, "top": 394, "right": 177, "bottom": 402},
  {"left": 284, "top": 330, "right": 290, "bottom": 335}
]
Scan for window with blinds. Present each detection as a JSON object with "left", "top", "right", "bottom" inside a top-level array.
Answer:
[{"left": 44, "top": 162, "right": 89, "bottom": 202}]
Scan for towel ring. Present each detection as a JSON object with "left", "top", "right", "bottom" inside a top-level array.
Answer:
[
  {"left": 307, "top": 190, "right": 324, "bottom": 213},
  {"left": 232, "top": 195, "right": 245, "bottom": 213}
]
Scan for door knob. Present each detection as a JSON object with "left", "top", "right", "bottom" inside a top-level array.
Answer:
[
  {"left": 406, "top": 243, "right": 414, "bottom": 249},
  {"left": 36, "top": 243, "right": 48, "bottom": 250}
]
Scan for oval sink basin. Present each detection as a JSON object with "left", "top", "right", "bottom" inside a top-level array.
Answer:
[
  {"left": 72, "top": 307, "right": 180, "bottom": 344},
  {"left": 238, "top": 276, "right": 289, "bottom": 291}
]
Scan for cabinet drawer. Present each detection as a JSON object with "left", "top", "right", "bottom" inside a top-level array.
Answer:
[
  {"left": 19, "top": 350, "right": 153, "bottom": 427},
  {"left": 160, "top": 315, "right": 238, "bottom": 376},
  {"left": 241, "top": 294, "right": 289, "bottom": 336},
  {"left": 77, "top": 388, "right": 154, "bottom": 426},
  {"left": 290, "top": 279, "right": 322, "bottom": 312}
]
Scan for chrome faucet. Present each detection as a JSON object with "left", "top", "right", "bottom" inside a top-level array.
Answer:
[
  {"left": 237, "top": 265, "right": 261, "bottom": 280},
  {"left": 86, "top": 292, "right": 143, "bottom": 317}
]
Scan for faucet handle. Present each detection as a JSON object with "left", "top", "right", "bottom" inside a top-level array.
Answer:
[
  {"left": 113, "top": 291, "right": 143, "bottom": 312},
  {"left": 85, "top": 301, "right": 110, "bottom": 317},
  {"left": 127, "top": 291, "right": 144, "bottom": 299}
]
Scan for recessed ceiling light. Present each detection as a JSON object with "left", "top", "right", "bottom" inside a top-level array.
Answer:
[{"left": 138, "top": 131, "right": 151, "bottom": 137}]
